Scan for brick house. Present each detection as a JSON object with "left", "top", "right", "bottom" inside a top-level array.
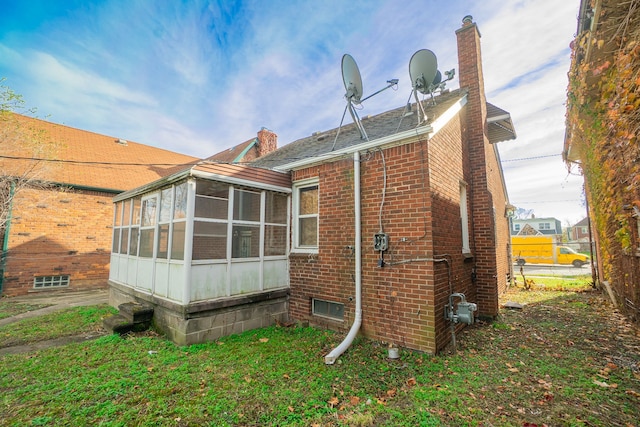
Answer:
[
  {"left": 108, "top": 16, "right": 516, "bottom": 354},
  {"left": 0, "top": 114, "right": 198, "bottom": 296},
  {"left": 252, "top": 16, "right": 516, "bottom": 355}
]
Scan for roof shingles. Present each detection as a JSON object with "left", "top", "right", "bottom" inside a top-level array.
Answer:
[{"left": 0, "top": 114, "right": 198, "bottom": 192}]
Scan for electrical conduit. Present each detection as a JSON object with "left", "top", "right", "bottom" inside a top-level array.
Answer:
[{"left": 324, "top": 151, "right": 362, "bottom": 364}]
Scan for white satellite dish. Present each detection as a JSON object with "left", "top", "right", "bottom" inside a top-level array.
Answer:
[
  {"left": 342, "top": 54, "right": 363, "bottom": 104},
  {"left": 409, "top": 49, "right": 438, "bottom": 95},
  {"left": 332, "top": 54, "right": 399, "bottom": 147}
]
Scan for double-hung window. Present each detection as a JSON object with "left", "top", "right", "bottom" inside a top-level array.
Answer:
[{"left": 293, "top": 180, "right": 319, "bottom": 252}]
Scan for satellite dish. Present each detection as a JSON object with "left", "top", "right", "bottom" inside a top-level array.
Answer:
[
  {"left": 332, "top": 53, "right": 398, "bottom": 147},
  {"left": 409, "top": 49, "right": 438, "bottom": 95},
  {"left": 342, "top": 54, "right": 363, "bottom": 103},
  {"left": 432, "top": 70, "right": 442, "bottom": 85}
]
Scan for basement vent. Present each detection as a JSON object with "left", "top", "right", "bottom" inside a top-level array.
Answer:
[
  {"left": 115, "top": 139, "right": 128, "bottom": 146},
  {"left": 34, "top": 275, "right": 70, "bottom": 289},
  {"left": 312, "top": 298, "right": 344, "bottom": 321}
]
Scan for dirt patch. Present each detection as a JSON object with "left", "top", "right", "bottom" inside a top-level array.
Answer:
[{"left": 0, "top": 331, "right": 108, "bottom": 355}]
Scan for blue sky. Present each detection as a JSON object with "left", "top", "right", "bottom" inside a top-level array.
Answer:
[{"left": 0, "top": 0, "right": 586, "bottom": 224}]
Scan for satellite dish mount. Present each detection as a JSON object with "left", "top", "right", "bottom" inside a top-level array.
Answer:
[
  {"left": 407, "top": 49, "right": 455, "bottom": 124},
  {"left": 332, "top": 54, "right": 398, "bottom": 148}
]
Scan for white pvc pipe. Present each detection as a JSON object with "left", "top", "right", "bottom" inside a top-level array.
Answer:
[{"left": 325, "top": 151, "right": 362, "bottom": 364}]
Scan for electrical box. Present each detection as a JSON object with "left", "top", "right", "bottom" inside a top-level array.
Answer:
[{"left": 374, "top": 233, "right": 388, "bottom": 251}]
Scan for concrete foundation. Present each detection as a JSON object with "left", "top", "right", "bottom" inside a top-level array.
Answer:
[{"left": 108, "top": 281, "right": 290, "bottom": 346}]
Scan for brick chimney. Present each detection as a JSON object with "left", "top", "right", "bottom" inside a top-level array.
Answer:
[
  {"left": 256, "top": 127, "right": 277, "bottom": 158},
  {"left": 456, "top": 16, "right": 499, "bottom": 319}
]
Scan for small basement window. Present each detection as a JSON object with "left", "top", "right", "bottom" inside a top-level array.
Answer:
[
  {"left": 34, "top": 275, "right": 70, "bottom": 289},
  {"left": 312, "top": 299, "right": 344, "bottom": 321}
]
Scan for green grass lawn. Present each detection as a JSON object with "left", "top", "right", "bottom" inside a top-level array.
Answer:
[{"left": 1, "top": 287, "right": 638, "bottom": 426}]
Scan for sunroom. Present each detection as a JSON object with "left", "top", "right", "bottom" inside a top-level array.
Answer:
[{"left": 108, "top": 162, "right": 292, "bottom": 345}]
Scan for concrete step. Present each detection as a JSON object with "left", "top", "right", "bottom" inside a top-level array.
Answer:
[{"left": 117, "top": 301, "right": 154, "bottom": 323}]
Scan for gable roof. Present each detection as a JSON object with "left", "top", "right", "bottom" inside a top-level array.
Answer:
[
  {"left": 252, "top": 89, "right": 466, "bottom": 170},
  {"left": 1, "top": 113, "right": 199, "bottom": 192},
  {"left": 252, "top": 89, "right": 514, "bottom": 171}
]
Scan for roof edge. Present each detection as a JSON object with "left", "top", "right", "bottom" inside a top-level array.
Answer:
[{"left": 275, "top": 94, "right": 468, "bottom": 172}]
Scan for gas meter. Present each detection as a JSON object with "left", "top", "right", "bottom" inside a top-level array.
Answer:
[{"left": 444, "top": 293, "right": 477, "bottom": 325}]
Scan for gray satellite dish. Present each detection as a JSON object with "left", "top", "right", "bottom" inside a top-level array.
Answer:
[
  {"left": 409, "top": 49, "right": 438, "bottom": 95},
  {"left": 432, "top": 70, "right": 442, "bottom": 85},
  {"left": 332, "top": 54, "right": 398, "bottom": 146},
  {"left": 342, "top": 54, "right": 363, "bottom": 104}
]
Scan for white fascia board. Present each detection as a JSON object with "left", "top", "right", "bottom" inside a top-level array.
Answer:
[
  {"left": 430, "top": 94, "right": 467, "bottom": 135},
  {"left": 275, "top": 94, "right": 468, "bottom": 172},
  {"left": 113, "top": 168, "right": 191, "bottom": 202},
  {"left": 190, "top": 169, "right": 292, "bottom": 193},
  {"left": 487, "top": 113, "right": 511, "bottom": 123}
]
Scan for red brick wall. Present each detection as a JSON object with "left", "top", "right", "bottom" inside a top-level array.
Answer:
[
  {"left": 2, "top": 186, "right": 112, "bottom": 296},
  {"left": 289, "top": 118, "right": 476, "bottom": 353},
  {"left": 457, "top": 18, "right": 507, "bottom": 318}
]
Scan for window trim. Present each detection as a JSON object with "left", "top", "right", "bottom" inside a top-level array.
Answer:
[{"left": 292, "top": 178, "right": 319, "bottom": 253}]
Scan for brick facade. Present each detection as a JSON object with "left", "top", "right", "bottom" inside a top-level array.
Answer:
[
  {"left": 287, "top": 17, "right": 511, "bottom": 353},
  {"left": 289, "top": 117, "right": 482, "bottom": 353},
  {"left": 456, "top": 18, "right": 509, "bottom": 318},
  {"left": 2, "top": 186, "right": 112, "bottom": 296}
]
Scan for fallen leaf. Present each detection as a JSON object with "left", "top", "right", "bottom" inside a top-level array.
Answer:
[
  {"left": 259, "top": 338, "right": 269, "bottom": 343},
  {"left": 386, "top": 389, "right": 396, "bottom": 397},
  {"left": 327, "top": 397, "right": 339, "bottom": 407},
  {"left": 288, "top": 406, "right": 294, "bottom": 412},
  {"left": 593, "top": 380, "right": 610, "bottom": 388},
  {"left": 406, "top": 377, "right": 417, "bottom": 387},
  {"left": 625, "top": 390, "right": 640, "bottom": 398},
  {"left": 283, "top": 374, "right": 290, "bottom": 379},
  {"left": 349, "top": 396, "right": 360, "bottom": 405}
]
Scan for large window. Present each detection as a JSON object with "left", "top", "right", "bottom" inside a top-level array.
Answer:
[
  {"left": 293, "top": 180, "right": 319, "bottom": 251},
  {"left": 129, "top": 197, "right": 141, "bottom": 256},
  {"left": 265, "top": 192, "right": 288, "bottom": 256},
  {"left": 193, "top": 181, "right": 229, "bottom": 260},
  {"left": 232, "top": 189, "right": 261, "bottom": 258},
  {"left": 171, "top": 183, "right": 187, "bottom": 260},
  {"left": 139, "top": 196, "right": 158, "bottom": 258},
  {"left": 156, "top": 188, "right": 173, "bottom": 259},
  {"left": 114, "top": 179, "right": 289, "bottom": 263}
]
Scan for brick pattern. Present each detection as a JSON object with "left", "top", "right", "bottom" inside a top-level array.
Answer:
[
  {"left": 3, "top": 187, "right": 112, "bottom": 296},
  {"left": 289, "top": 119, "right": 479, "bottom": 353},
  {"left": 456, "top": 19, "right": 508, "bottom": 318},
  {"left": 288, "top": 18, "right": 512, "bottom": 353}
]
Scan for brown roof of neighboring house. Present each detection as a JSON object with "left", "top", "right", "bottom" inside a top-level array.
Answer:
[
  {"left": 1, "top": 113, "right": 199, "bottom": 192},
  {"left": 205, "top": 137, "right": 256, "bottom": 163}
]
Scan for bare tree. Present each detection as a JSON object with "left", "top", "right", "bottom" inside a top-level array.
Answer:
[{"left": 0, "top": 79, "right": 59, "bottom": 231}]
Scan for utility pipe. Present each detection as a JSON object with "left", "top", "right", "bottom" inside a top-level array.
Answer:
[{"left": 325, "top": 151, "right": 362, "bottom": 364}]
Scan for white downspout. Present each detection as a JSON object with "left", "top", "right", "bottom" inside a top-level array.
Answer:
[{"left": 325, "top": 151, "right": 362, "bottom": 364}]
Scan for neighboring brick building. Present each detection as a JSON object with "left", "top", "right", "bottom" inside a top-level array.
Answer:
[
  {"left": 251, "top": 16, "right": 516, "bottom": 354},
  {"left": 0, "top": 114, "right": 198, "bottom": 296}
]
